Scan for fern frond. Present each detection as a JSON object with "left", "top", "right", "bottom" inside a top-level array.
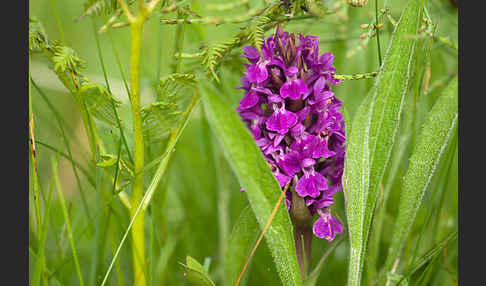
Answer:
[
  {"left": 77, "top": 81, "right": 122, "bottom": 126},
  {"left": 201, "top": 38, "right": 240, "bottom": 82},
  {"left": 141, "top": 102, "right": 184, "bottom": 141},
  {"left": 141, "top": 73, "right": 197, "bottom": 141},
  {"left": 162, "top": 73, "right": 197, "bottom": 87},
  {"left": 76, "top": 0, "right": 118, "bottom": 21},
  {"left": 158, "top": 73, "right": 196, "bottom": 101},
  {"left": 51, "top": 42, "right": 85, "bottom": 74},
  {"left": 197, "top": 2, "right": 281, "bottom": 81},
  {"left": 247, "top": 15, "right": 271, "bottom": 49},
  {"left": 29, "top": 17, "right": 48, "bottom": 52}
]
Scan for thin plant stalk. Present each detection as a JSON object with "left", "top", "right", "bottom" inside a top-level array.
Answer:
[
  {"left": 29, "top": 56, "right": 42, "bottom": 239},
  {"left": 116, "top": 1, "right": 162, "bottom": 284},
  {"left": 128, "top": 18, "right": 148, "bottom": 286},
  {"left": 54, "top": 160, "right": 86, "bottom": 286},
  {"left": 31, "top": 79, "right": 93, "bottom": 227}
]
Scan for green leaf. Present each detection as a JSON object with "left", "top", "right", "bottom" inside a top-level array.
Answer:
[
  {"left": 224, "top": 205, "right": 260, "bottom": 286},
  {"left": 383, "top": 77, "right": 458, "bottom": 275},
  {"left": 200, "top": 82, "right": 302, "bottom": 286},
  {"left": 77, "top": 81, "right": 122, "bottom": 126},
  {"left": 181, "top": 256, "right": 216, "bottom": 286},
  {"left": 342, "top": 1, "right": 422, "bottom": 285}
]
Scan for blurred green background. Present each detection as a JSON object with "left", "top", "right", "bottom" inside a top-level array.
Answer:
[{"left": 29, "top": 0, "right": 458, "bottom": 285}]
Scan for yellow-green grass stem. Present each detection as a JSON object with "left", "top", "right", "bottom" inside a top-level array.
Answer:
[{"left": 128, "top": 18, "right": 147, "bottom": 286}]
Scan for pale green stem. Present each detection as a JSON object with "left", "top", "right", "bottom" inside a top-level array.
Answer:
[{"left": 129, "top": 18, "right": 147, "bottom": 286}]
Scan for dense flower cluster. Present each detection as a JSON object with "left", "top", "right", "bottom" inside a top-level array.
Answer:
[{"left": 236, "top": 26, "right": 345, "bottom": 241}]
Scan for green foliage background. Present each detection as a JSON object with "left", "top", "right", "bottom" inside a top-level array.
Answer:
[{"left": 29, "top": 0, "right": 457, "bottom": 285}]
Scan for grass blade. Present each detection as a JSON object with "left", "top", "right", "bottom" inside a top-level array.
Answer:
[
  {"left": 224, "top": 205, "right": 260, "bottom": 286},
  {"left": 32, "top": 79, "right": 93, "bottom": 227},
  {"left": 382, "top": 76, "right": 458, "bottom": 281},
  {"left": 304, "top": 235, "right": 346, "bottom": 286},
  {"left": 32, "top": 151, "right": 61, "bottom": 286},
  {"left": 342, "top": 1, "right": 421, "bottom": 285},
  {"left": 399, "top": 231, "right": 457, "bottom": 285},
  {"left": 200, "top": 82, "right": 302, "bottom": 286},
  {"left": 53, "top": 155, "right": 86, "bottom": 286}
]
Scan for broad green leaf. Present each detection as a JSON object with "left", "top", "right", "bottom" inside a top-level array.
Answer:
[
  {"left": 383, "top": 77, "right": 458, "bottom": 275},
  {"left": 200, "top": 82, "right": 302, "bottom": 286},
  {"left": 342, "top": 1, "right": 421, "bottom": 285},
  {"left": 181, "top": 256, "right": 216, "bottom": 286},
  {"left": 77, "top": 81, "right": 122, "bottom": 126},
  {"left": 224, "top": 205, "right": 260, "bottom": 286},
  {"left": 366, "top": 92, "right": 414, "bottom": 283}
]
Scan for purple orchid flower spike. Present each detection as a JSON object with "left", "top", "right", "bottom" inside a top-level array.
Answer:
[{"left": 236, "top": 24, "right": 345, "bottom": 242}]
